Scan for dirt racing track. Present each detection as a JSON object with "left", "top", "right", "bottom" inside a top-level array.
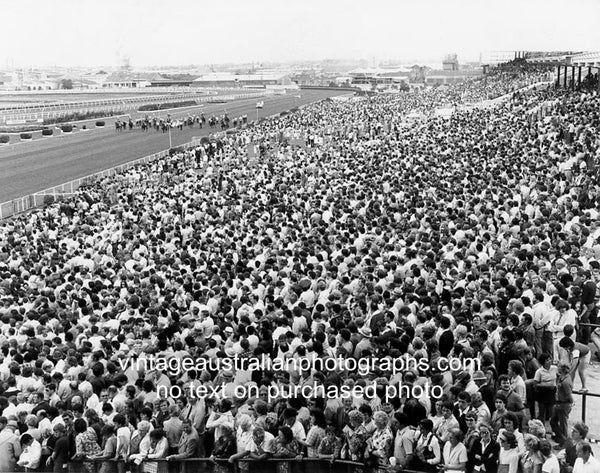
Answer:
[{"left": 0, "top": 89, "right": 348, "bottom": 203}]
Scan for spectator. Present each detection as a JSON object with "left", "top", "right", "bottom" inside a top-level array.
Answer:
[
  {"left": 539, "top": 440, "right": 560, "bottom": 473},
  {"left": 498, "top": 431, "right": 520, "bottom": 473},
  {"left": 413, "top": 419, "right": 441, "bottom": 472},
  {"left": 144, "top": 429, "right": 169, "bottom": 473},
  {"left": 73, "top": 418, "right": 101, "bottom": 473},
  {"left": 17, "top": 433, "right": 42, "bottom": 471},
  {"left": 520, "top": 434, "right": 544, "bottom": 473},
  {"left": 471, "top": 423, "right": 500, "bottom": 473},
  {"left": 441, "top": 428, "right": 468, "bottom": 473},
  {"left": 573, "top": 442, "right": 600, "bottom": 473},
  {"left": 90, "top": 424, "right": 118, "bottom": 473}
]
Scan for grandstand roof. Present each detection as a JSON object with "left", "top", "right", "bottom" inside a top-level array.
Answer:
[
  {"left": 105, "top": 71, "right": 165, "bottom": 82},
  {"left": 349, "top": 67, "right": 414, "bottom": 76},
  {"left": 570, "top": 52, "right": 600, "bottom": 66},
  {"left": 193, "top": 73, "right": 288, "bottom": 82}
]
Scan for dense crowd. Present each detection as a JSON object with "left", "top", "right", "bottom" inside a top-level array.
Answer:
[{"left": 0, "top": 65, "right": 600, "bottom": 473}]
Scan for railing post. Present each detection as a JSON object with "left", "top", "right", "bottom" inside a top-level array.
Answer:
[{"left": 582, "top": 391, "right": 587, "bottom": 423}]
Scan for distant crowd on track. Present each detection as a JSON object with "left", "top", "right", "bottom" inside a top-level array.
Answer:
[
  {"left": 3, "top": 62, "right": 600, "bottom": 473},
  {"left": 114, "top": 113, "right": 249, "bottom": 133}
]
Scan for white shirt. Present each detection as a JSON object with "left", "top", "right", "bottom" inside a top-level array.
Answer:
[
  {"left": 542, "top": 455, "right": 561, "bottom": 473},
  {"left": 17, "top": 440, "right": 42, "bottom": 469},
  {"left": 573, "top": 455, "right": 600, "bottom": 473}
]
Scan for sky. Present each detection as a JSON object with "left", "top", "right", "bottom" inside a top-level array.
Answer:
[{"left": 1, "top": 0, "right": 600, "bottom": 68}]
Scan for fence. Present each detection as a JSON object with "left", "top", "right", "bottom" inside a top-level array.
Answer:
[
  {"left": 0, "top": 138, "right": 204, "bottom": 220},
  {"left": 4, "top": 457, "right": 421, "bottom": 473},
  {"left": 0, "top": 88, "right": 285, "bottom": 220},
  {"left": 0, "top": 90, "right": 274, "bottom": 124}
]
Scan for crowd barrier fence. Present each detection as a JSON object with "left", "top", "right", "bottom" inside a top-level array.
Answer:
[
  {"left": 0, "top": 138, "right": 205, "bottom": 220},
  {"left": 2, "top": 457, "right": 423, "bottom": 473}
]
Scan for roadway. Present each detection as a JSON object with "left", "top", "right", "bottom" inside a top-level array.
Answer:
[{"left": 0, "top": 89, "right": 348, "bottom": 203}]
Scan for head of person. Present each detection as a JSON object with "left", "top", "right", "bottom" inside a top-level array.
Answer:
[
  {"left": 527, "top": 419, "right": 547, "bottom": 439},
  {"left": 576, "top": 442, "right": 593, "bottom": 462},
  {"left": 571, "top": 422, "right": 589, "bottom": 442},
  {"left": 348, "top": 410, "right": 363, "bottom": 429},
  {"left": 73, "top": 418, "right": 88, "bottom": 434},
  {"left": 498, "top": 431, "right": 517, "bottom": 451},
  {"left": 220, "top": 399, "right": 232, "bottom": 414},
  {"left": 283, "top": 408, "right": 298, "bottom": 426},
  {"left": 524, "top": 434, "right": 540, "bottom": 454},
  {"left": 358, "top": 404, "right": 373, "bottom": 423},
  {"left": 278, "top": 426, "right": 293, "bottom": 444},
  {"left": 448, "top": 428, "right": 463, "bottom": 447},
  {"left": 478, "top": 423, "right": 493, "bottom": 442},
  {"left": 539, "top": 353, "right": 552, "bottom": 369},
  {"left": 465, "top": 412, "right": 478, "bottom": 431},
  {"left": 102, "top": 424, "right": 115, "bottom": 438},
  {"left": 137, "top": 420, "right": 152, "bottom": 437},
  {"left": 502, "top": 412, "right": 518, "bottom": 433},
  {"left": 20, "top": 433, "right": 34, "bottom": 448},
  {"left": 442, "top": 400, "right": 454, "bottom": 419},
  {"left": 238, "top": 414, "right": 253, "bottom": 432},
  {"left": 62, "top": 411, "right": 74, "bottom": 429},
  {"left": 180, "top": 419, "right": 192, "bottom": 434},
  {"left": 498, "top": 375, "right": 511, "bottom": 392},
  {"left": 373, "top": 411, "right": 389, "bottom": 430},
  {"left": 149, "top": 428, "right": 165, "bottom": 445},
  {"left": 252, "top": 426, "right": 266, "bottom": 445},
  {"left": 494, "top": 394, "right": 507, "bottom": 413},
  {"left": 418, "top": 419, "right": 434, "bottom": 435},
  {"left": 53, "top": 423, "right": 66, "bottom": 438}
]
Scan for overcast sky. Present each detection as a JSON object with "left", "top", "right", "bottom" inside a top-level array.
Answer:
[{"left": 2, "top": 0, "right": 600, "bottom": 68}]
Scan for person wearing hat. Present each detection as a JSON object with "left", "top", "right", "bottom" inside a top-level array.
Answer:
[
  {"left": 0, "top": 417, "right": 22, "bottom": 472},
  {"left": 354, "top": 326, "right": 373, "bottom": 358}
]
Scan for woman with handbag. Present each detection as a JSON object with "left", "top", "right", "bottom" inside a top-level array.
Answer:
[{"left": 412, "top": 419, "right": 441, "bottom": 472}]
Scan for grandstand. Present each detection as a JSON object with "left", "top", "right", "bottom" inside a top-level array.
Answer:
[{"left": 1, "top": 58, "right": 600, "bottom": 473}]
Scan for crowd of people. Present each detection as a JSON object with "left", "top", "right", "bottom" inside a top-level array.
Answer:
[
  {"left": 0, "top": 63, "right": 600, "bottom": 473},
  {"left": 114, "top": 113, "right": 248, "bottom": 133}
]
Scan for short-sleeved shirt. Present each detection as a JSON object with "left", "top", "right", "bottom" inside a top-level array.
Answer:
[
  {"left": 443, "top": 442, "right": 468, "bottom": 473},
  {"left": 394, "top": 427, "right": 415, "bottom": 466},
  {"left": 534, "top": 366, "right": 558, "bottom": 386},
  {"left": 249, "top": 432, "right": 275, "bottom": 454},
  {"left": 542, "top": 455, "right": 560, "bottom": 473}
]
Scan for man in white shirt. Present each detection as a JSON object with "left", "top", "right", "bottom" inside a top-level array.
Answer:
[
  {"left": 282, "top": 408, "right": 306, "bottom": 443},
  {"left": 393, "top": 413, "right": 415, "bottom": 469},
  {"left": 573, "top": 442, "right": 600, "bottom": 473},
  {"left": 114, "top": 414, "right": 131, "bottom": 461}
]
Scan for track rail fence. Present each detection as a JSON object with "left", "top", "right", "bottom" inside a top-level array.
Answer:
[
  {"left": 0, "top": 457, "right": 423, "bottom": 473},
  {"left": 0, "top": 138, "right": 207, "bottom": 220},
  {"left": 0, "top": 90, "right": 274, "bottom": 124}
]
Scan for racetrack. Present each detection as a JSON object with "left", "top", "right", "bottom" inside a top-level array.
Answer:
[{"left": 0, "top": 89, "right": 348, "bottom": 203}]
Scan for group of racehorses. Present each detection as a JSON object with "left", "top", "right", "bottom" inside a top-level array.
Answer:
[{"left": 114, "top": 113, "right": 248, "bottom": 133}]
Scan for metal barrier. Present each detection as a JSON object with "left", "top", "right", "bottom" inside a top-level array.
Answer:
[
  {"left": 0, "top": 88, "right": 285, "bottom": 220},
  {"left": 0, "top": 139, "right": 203, "bottom": 220},
  {"left": 0, "top": 90, "right": 274, "bottom": 124},
  {"left": 5, "top": 457, "right": 421, "bottom": 473}
]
